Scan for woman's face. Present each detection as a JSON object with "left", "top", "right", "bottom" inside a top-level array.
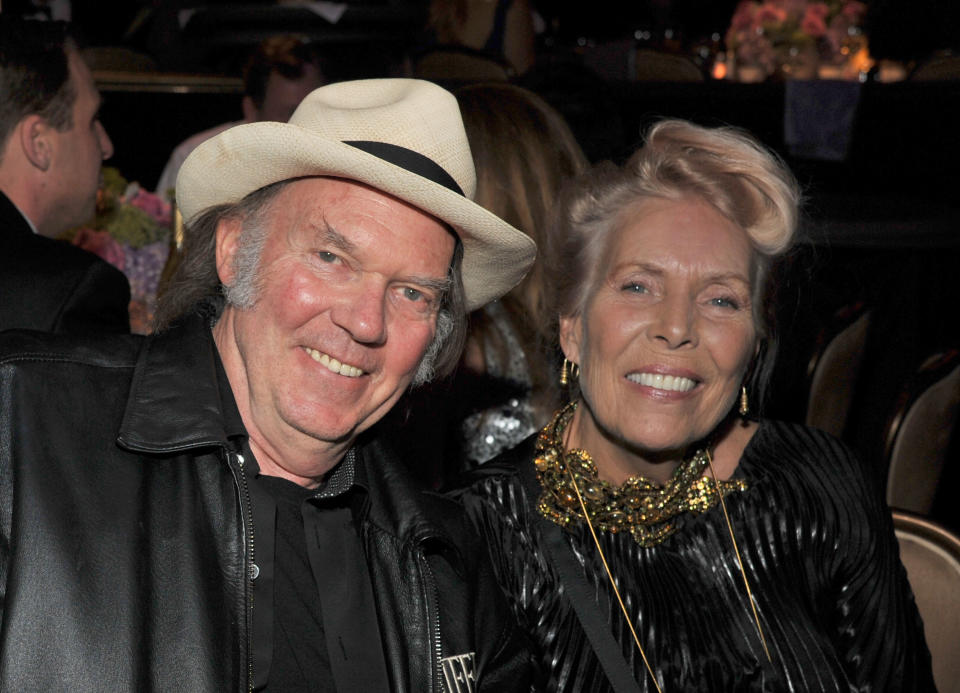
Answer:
[{"left": 560, "top": 196, "right": 757, "bottom": 472}]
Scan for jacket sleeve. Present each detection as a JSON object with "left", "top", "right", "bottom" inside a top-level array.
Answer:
[
  {"left": 472, "top": 543, "right": 540, "bottom": 693},
  {"left": 818, "top": 434, "right": 935, "bottom": 690},
  {"left": 55, "top": 258, "right": 131, "bottom": 335}
]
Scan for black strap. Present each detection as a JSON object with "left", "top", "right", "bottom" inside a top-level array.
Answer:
[
  {"left": 540, "top": 520, "right": 645, "bottom": 693},
  {"left": 344, "top": 140, "right": 464, "bottom": 196}
]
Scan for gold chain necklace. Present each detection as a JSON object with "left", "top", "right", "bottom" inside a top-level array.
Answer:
[{"left": 534, "top": 402, "right": 772, "bottom": 691}]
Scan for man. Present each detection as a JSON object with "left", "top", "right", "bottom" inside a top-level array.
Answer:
[
  {"left": 0, "top": 78, "right": 537, "bottom": 691},
  {"left": 0, "top": 18, "right": 130, "bottom": 334},
  {"left": 154, "top": 34, "right": 325, "bottom": 197}
]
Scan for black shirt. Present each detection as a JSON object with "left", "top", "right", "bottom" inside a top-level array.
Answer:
[{"left": 214, "top": 345, "right": 390, "bottom": 691}]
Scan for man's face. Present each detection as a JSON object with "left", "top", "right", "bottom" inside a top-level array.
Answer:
[
  {"left": 44, "top": 49, "right": 113, "bottom": 237},
  {"left": 256, "top": 64, "right": 324, "bottom": 122},
  {"left": 214, "top": 177, "right": 455, "bottom": 484}
]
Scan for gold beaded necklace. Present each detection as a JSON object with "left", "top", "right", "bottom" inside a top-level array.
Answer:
[
  {"left": 535, "top": 402, "right": 748, "bottom": 547},
  {"left": 534, "top": 401, "right": 772, "bottom": 691}
]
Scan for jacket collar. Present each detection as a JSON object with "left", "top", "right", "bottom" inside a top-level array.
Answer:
[
  {"left": 355, "top": 435, "right": 465, "bottom": 571},
  {"left": 117, "top": 308, "right": 462, "bottom": 562},
  {"left": 117, "top": 310, "right": 243, "bottom": 454},
  {"left": 0, "top": 190, "right": 36, "bottom": 243}
]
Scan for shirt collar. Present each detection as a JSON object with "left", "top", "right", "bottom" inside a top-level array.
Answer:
[{"left": 8, "top": 197, "right": 39, "bottom": 234}]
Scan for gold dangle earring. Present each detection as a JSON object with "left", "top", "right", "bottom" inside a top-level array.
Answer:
[
  {"left": 739, "top": 386, "right": 749, "bottom": 417},
  {"left": 560, "top": 358, "right": 579, "bottom": 387}
]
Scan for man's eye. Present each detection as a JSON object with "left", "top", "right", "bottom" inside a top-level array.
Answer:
[
  {"left": 403, "top": 287, "right": 424, "bottom": 302},
  {"left": 622, "top": 282, "right": 647, "bottom": 294},
  {"left": 709, "top": 296, "right": 739, "bottom": 309},
  {"left": 318, "top": 251, "right": 338, "bottom": 263}
]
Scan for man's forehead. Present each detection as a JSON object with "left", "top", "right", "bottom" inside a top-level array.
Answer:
[{"left": 67, "top": 48, "right": 100, "bottom": 107}]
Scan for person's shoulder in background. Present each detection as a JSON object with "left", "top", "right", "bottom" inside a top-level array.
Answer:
[{"left": 154, "top": 120, "right": 245, "bottom": 198}]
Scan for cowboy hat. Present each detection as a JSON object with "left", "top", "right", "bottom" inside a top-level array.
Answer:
[{"left": 176, "top": 78, "right": 535, "bottom": 311}]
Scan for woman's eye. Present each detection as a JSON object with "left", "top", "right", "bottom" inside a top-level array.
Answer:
[{"left": 622, "top": 282, "right": 648, "bottom": 294}]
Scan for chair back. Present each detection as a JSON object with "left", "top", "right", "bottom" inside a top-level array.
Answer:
[
  {"left": 892, "top": 510, "right": 960, "bottom": 692},
  {"left": 885, "top": 350, "right": 960, "bottom": 514},
  {"left": 410, "top": 45, "right": 513, "bottom": 84},
  {"left": 909, "top": 53, "right": 960, "bottom": 81},
  {"left": 805, "top": 303, "right": 871, "bottom": 437},
  {"left": 634, "top": 49, "right": 704, "bottom": 81}
]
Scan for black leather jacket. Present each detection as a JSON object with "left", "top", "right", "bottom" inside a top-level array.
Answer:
[{"left": 0, "top": 312, "right": 532, "bottom": 691}]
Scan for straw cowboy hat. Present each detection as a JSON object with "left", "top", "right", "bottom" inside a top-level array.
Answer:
[{"left": 176, "top": 78, "right": 536, "bottom": 311}]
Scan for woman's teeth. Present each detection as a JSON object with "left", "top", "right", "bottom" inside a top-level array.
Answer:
[
  {"left": 627, "top": 372, "right": 696, "bottom": 392},
  {"left": 303, "top": 347, "right": 364, "bottom": 377}
]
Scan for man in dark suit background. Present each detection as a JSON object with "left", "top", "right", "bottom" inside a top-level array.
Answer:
[{"left": 0, "top": 17, "right": 130, "bottom": 334}]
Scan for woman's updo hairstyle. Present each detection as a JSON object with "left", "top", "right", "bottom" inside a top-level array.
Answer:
[{"left": 547, "top": 118, "right": 802, "bottom": 408}]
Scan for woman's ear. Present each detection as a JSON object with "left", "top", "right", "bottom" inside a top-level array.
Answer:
[
  {"left": 558, "top": 313, "right": 583, "bottom": 364},
  {"left": 214, "top": 217, "right": 243, "bottom": 287}
]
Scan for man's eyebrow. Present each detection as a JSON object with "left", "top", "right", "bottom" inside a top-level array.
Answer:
[
  {"left": 409, "top": 275, "right": 452, "bottom": 294},
  {"left": 318, "top": 223, "right": 356, "bottom": 253},
  {"left": 317, "top": 221, "right": 450, "bottom": 293}
]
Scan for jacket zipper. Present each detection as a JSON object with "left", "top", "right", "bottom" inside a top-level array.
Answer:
[
  {"left": 227, "top": 449, "right": 256, "bottom": 693},
  {"left": 419, "top": 551, "right": 444, "bottom": 693}
]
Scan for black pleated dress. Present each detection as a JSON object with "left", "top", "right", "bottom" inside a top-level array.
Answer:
[{"left": 451, "top": 420, "right": 935, "bottom": 692}]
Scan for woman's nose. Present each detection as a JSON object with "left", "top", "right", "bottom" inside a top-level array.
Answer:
[{"left": 650, "top": 294, "right": 696, "bottom": 349}]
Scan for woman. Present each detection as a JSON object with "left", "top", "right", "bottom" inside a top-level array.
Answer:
[
  {"left": 456, "top": 83, "right": 589, "bottom": 465},
  {"left": 451, "top": 119, "right": 933, "bottom": 691}
]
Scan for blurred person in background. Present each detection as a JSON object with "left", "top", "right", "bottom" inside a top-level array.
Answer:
[
  {"left": 456, "top": 82, "right": 588, "bottom": 465},
  {"left": 155, "top": 33, "right": 324, "bottom": 198},
  {"left": 0, "top": 17, "right": 129, "bottom": 334},
  {"left": 425, "top": 0, "right": 537, "bottom": 76}
]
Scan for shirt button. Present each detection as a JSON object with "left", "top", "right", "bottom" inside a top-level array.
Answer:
[
  {"left": 236, "top": 453, "right": 245, "bottom": 466},
  {"left": 249, "top": 563, "right": 260, "bottom": 580}
]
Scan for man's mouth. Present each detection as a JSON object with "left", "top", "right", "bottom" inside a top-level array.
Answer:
[
  {"left": 303, "top": 347, "right": 365, "bottom": 378},
  {"left": 626, "top": 372, "right": 697, "bottom": 392}
]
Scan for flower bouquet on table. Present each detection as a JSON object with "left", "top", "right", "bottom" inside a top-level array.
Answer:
[
  {"left": 62, "top": 166, "right": 173, "bottom": 334},
  {"left": 725, "top": 0, "right": 870, "bottom": 81}
]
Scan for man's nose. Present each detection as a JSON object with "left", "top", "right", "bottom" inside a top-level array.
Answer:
[
  {"left": 97, "top": 121, "right": 113, "bottom": 160},
  {"left": 331, "top": 280, "right": 387, "bottom": 345}
]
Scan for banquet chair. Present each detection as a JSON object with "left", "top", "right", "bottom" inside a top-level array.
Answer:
[
  {"left": 804, "top": 302, "right": 871, "bottom": 438},
  {"left": 410, "top": 45, "right": 513, "bottom": 84},
  {"left": 885, "top": 349, "right": 960, "bottom": 515},
  {"left": 908, "top": 52, "right": 960, "bottom": 81},
  {"left": 634, "top": 49, "right": 704, "bottom": 81},
  {"left": 892, "top": 510, "right": 960, "bottom": 693}
]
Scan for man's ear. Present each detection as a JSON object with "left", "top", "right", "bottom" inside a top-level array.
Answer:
[
  {"left": 241, "top": 95, "right": 259, "bottom": 122},
  {"left": 215, "top": 216, "right": 243, "bottom": 287},
  {"left": 19, "top": 116, "right": 53, "bottom": 171},
  {"left": 558, "top": 313, "right": 583, "bottom": 365}
]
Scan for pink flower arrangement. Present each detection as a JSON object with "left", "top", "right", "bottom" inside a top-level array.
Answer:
[
  {"left": 67, "top": 166, "right": 174, "bottom": 334},
  {"left": 725, "top": 0, "right": 870, "bottom": 79}
]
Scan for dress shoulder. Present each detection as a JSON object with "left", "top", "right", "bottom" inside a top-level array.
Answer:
[{"left": 743, "top": 419, "right": 883, "bottom": 501}]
